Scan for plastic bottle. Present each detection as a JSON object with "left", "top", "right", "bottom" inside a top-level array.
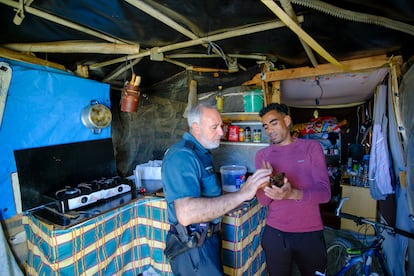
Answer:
[
  {"left": 216, "top": 85, "right": 224, "bottom": 112},
  {"left": 361, "top": 154, "right": 370, "bottom": 187}
]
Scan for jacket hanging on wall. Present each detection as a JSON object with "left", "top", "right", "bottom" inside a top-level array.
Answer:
[{"left": 369, "top": 84, "right": 394, "bottom": 199}]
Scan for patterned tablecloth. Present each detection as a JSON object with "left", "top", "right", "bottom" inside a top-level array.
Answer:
[{"left": 23, "top": 196, "right": 267, "bottom": 276}]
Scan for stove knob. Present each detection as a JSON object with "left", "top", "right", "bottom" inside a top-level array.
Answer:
[
  {"left": 118, "top": 186, "right": 123, "bottom": 193},
  {"left": 81, "top": 196, "right": 88, "bottom": 204}
]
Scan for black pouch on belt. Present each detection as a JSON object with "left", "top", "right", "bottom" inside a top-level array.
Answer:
[{"left": 164, "top": 232, "right": 192, "bottom": 260}]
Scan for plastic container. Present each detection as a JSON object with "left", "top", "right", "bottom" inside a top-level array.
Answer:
[
  {"left": 243, "top": 89, "right": 263, "bottom": 112},
  {"left": 220, "top": 165, "right": 247, "bottom": 192}
]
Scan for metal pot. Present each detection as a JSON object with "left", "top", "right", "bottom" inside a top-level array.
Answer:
[{"left": 81, "top": 100, "right": 112, "bottom": 134}]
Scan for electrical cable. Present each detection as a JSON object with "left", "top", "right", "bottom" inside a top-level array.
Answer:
[
  {"left": 356, "top": 106, "right": 361, "bottom": 143},
  {"left": 206, "top": 41, "right": 229, "bottom": 67},
  {"left": 315, "top": 77, "right": 324, "bottom": 105}
]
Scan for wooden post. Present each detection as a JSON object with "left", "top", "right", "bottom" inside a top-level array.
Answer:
[
  {"left": 271, "top": 81, "right": 281, "bottom": 103},
  {"left": 261, "top": 80, "right": 270, "bottom": 106}
]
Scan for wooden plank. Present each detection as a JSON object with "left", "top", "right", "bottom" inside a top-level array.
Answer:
[
  {"left": 243, "top": 54, "right": 389, "bottom": 85},
  {"left": 271, "top": 81, "right": 281, "bottom": 103},
  {"left": 261, "top": 80, "right": 270, "bottom": 106},
  {"left": 11, "top": 172, "right": 22, "bottom": 214},
  {"left": 0, "top": 47, "right": 66, "bottom": 71},
  {"left": 0, "top": 62, "right": 12, "bottom": 127}
]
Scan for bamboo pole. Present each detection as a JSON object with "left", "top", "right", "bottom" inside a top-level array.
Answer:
[
  {"left": 0, "top": 46, "right": 66, "bottom": 70},
  {"left": 89, "top": 17, "right": 303, "bottom": 70},
  {"left": 0, "top": 0, "right": 130, "bottom": 44},
  {"left": 279, "top": 0, "right": 318, "bottom": 67},
  {"left": 155, "top": 18, "right": 303, "bottom": 54},
  {"left": 3, "top": 41, "right": 140, "bottom": 54},
  {"left": 124, "top": 0, "right": 199, "bottom": 40},
  {"left": 166, "top": 53, "right": 267, "bottom": 61},
  {"left": 261, "top": 0, "right": 345, "bottom": 70}
]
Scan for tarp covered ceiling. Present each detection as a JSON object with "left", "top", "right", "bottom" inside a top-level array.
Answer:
[{"left": 1, "top": 0, "right": 414, "bottom": 102}]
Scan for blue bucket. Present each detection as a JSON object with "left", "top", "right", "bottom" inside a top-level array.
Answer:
[{"left": 220, "top": 165, "right": 247, "bottom": 192}]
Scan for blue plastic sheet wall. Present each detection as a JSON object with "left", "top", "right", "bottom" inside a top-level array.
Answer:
[{"left": 0, "top": 59, "right": 111, "bottom": 220}]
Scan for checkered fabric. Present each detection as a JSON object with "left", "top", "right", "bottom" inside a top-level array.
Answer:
[
  {"left": 222, "top": 198, "right": 267, "bottom": 276},
  {"left": 23, "top": 196, "right": 267, "bottom": 276}
]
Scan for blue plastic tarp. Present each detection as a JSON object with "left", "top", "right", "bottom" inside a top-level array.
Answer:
[{"left": 0, "top": 59, "right": 111, "bottom": 220}]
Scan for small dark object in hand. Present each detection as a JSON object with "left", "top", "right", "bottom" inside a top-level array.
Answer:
[{"left": 270, "top": 172, "right": 285, "bottom": 187}]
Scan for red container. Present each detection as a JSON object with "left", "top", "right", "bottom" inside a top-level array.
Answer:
[
  {"left": 228, "top": 125, "right": 239, "bottom": 142},
  {"left": 221, "top": 122, "right": 230, "bottom": 140}
]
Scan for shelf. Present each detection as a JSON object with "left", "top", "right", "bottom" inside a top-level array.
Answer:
[
  {"left": 229, "top": 121, "right": 263, "bottom": 126},
  {"left": 221, "top": 112, "right": 261, "bottom": 122},
  {"left": 220, "top": 141, "right": 269, "bottom": 147}
]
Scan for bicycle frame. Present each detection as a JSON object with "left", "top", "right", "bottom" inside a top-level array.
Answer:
[
  {"left": 334, "top": 238, "right": 389, "bottom": 276},
  {"left": 329, "top": 197, "right": 414, "bottom": 276}
]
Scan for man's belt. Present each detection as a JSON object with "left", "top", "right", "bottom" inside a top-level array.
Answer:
[{"left": 170, "top": 222, "right": 221, "bottom": 248}]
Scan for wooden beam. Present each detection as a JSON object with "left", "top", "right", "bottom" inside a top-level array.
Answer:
[
  {"left": 0, "top": 46, "right": 66, "bottom": 71},
  {"left": 243, "top": 54, "right": 388, "bottom": 85},
  {"left": 3, "top": 41, "right": 140, "bottom": 54}
]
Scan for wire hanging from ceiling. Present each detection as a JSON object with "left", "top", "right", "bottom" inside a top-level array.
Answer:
[
  {"left": 315, "top": 77, "right": 324, "bottom": 105},
  {"left": 206, "top": 41, "right": 229, "bottom": 68}
]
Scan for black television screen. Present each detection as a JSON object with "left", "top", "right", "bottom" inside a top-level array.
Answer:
[{"left": 14, "top": 138, "right": 117, "bottom": 212}]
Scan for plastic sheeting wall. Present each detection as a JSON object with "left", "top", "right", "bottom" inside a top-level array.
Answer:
[
  {"left": 399, "top": 64, "right": 414, "bottom": 276},
  {"left": 380, "top": 64, "right": 414, "bottom": 276},
  {"left": 401, "top": 64, "right": 414, "bottom": 216},
  {"left": 0, "top": 59, "right": 111, "bottom": 220}
]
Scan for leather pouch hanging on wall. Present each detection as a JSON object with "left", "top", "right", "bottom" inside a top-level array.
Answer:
[
  {"left": 121, "top": 83, "right": 140, "bottom": 112},
  {"left": 121, "top": 74, "right": 141, "bottom": 112}
]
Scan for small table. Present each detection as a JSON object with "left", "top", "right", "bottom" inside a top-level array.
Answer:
[{"left": 23, "top": 196, "right": 267, "bottom": 275}]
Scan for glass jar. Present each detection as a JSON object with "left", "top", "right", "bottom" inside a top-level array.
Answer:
[
  {"left": 253, "top": 129, "right": 262, "bottom": 143},
  {"left": 239, "top": 128, "right": 245, "bottom": 142}
]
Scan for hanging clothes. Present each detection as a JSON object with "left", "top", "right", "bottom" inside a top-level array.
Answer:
[{"left": 369, "top": 84, "right": 394, "bottom": 199}]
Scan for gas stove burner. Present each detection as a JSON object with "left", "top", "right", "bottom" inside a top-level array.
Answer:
[
  {"left": 78, "top": 181, "right": 101, "bottom": 193},
  {"left": 97, "top": 176, "right": 124, "bottom": 189},
  {"left": 55, "top": 187, "right": 82, "bottom": 200},
  {"left": 54, "top": 177, "right": 135, "bottom": 213}
]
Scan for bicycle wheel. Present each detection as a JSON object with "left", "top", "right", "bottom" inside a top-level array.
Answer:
[{"left": 326, "top": 237, "right": 363, "bottom": 276}]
